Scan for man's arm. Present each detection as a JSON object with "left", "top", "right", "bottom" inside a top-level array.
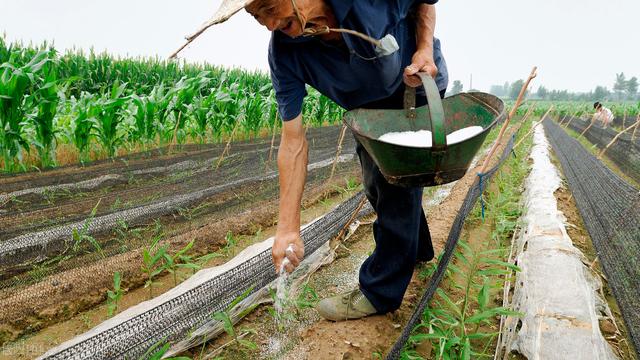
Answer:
[
  {"left": 272, "top": 113, "right": 307, "bottom": 273},
  {"left": 404, "top": 4, "right": 438, "bottom": 87}
]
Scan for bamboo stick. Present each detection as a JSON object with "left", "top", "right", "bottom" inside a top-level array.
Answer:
[
  {"left": 329, "top": 124, "right": 349, "bottom": 181},
  {"left": 597, "top": 118, "right": 640, "bottom": 159},
  {"left": 479, "top": 67, "right": 538, "bottom": 173},
  {"left": 216, "top": 117, "right": 242, "bottom": 170},
  {"left": 563, "top": 110, "right": 583, "bottom": 129},
  {"left": 578, "top": 116, "right": 597, "bottom": 140},
  {"left": 558, "top": 114, "right": 568, "bottom": 126},
  {"left": 265, "top": 113, "right": 279, "bottom": 172},
  {"left": 514, "top": 106, "right": 554, "bottom": 150},
  {"left": 632, "top": 115, "right": 639, "bottom": 141}
]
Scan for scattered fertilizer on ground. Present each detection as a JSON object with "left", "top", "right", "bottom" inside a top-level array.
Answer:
[
  {"left": 378, "top": 126, "right": 484, "bottom": 147},
  {"left": 269, "top": 244, "right": 296, "bottom": 355}
]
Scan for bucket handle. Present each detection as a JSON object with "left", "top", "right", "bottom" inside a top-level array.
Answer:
[{"left": 403, "top": 73, "right": 447, "bottom": 150}]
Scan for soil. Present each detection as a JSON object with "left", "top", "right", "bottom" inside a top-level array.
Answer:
[
  {"left": 0, "top": 180, "right": 362, "bottom": 359},
  {"left": 0, "top": 125, "right": 513, "bottom": 359},
  {"left": 0, "top": 170, "right": 358, "bottom": 348}
]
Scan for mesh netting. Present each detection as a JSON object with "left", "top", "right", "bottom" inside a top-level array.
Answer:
[
  {"left": 564, "top": 117, "right": 640, "bottom": 184},
  {"left": 544, "top": 119, "right": 640, "bottom": 357},
  {"left": 41, "top": 192, "right": 368, "bottom": 359},
  {"left": 0, "top": 126, "right": 360, "bottom": 345},
  {"left": 385, "top": 134, "right": 517, "bottom": 359}
]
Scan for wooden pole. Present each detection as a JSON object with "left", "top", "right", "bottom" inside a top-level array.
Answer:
[
  {"left": 329, "top": 124, "right": 348, "bottom": 181},
  {"left": 514, "top": 106, "right": 554, "bottom": 150},
  {"left": 265, "top": 113, "right": 279, "bottom": 172},
  {"left": 597, "top": 118, "right": 640, "bottom": 159},
  {"left": 216, "top": 117, "right": 242, "bottom": 170},
  {"left": 480, "top": 67, "right": 538, "bottom": 173},
  {"left": 563, "top": 110, "right": 583, "bottom": 129},
  {"left": 632, "top": 115, "right": 640, "bottom": 141},
  {"left": 578, "top": 115, "right": 597, "bottom": 140}
]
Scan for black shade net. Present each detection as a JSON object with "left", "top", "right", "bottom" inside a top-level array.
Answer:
[{"left": 544, "top": 119, "right": 640, "bottom": 357}]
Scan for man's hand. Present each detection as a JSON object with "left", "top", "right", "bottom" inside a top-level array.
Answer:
[
  {"left": 404, "top": 50, "right": 438, "bottom": 87},
  {"left": 272, "top": 231, "right": 305, "bottom": 274},
  {"left": 404, "top": 4, "right": 438, "bottom": 87}
]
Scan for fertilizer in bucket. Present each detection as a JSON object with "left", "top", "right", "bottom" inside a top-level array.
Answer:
[{"left": 379, "top": 125, "right": 484, "bottom": 147}]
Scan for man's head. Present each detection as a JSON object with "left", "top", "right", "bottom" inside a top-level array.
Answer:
[
  {"left": 594, "top": 101, "right": 602, "bottom": 110},
  {"left": 245, "top": 0, "right": 332, "bottom": 37}
]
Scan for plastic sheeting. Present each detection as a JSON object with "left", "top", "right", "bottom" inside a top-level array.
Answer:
[{"left": 501, "top": 125, "right": 617, "bottom": 359}]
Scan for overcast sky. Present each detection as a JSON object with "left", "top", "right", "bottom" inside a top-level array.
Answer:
[{"left": 1, "top": 0, "right": 638, "bottom": 92}]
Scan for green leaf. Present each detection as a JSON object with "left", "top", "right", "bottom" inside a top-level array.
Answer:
[{"left": 477, "top": 280, "right": 489, "bottom": 311}]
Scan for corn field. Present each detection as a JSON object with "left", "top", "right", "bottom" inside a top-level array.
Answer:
[{"left": 0, "top": 38, "right": 343, "bottom": 172}]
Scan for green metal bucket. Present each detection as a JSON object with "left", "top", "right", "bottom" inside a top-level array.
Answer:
[{"left": 343, "top": 73, "right": 505, "bottom": 187}]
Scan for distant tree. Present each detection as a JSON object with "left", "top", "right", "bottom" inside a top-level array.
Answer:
[
  {"left": 613, "top": 72, "right": 627, "bottom": 100},
  {"left": 509, "top": 79, "right": 525, "bottom": 100},
  {"left": 503, "top": 82, "right": 510, "bottom": 95},
  {"left": 536, "top": 86, "right": 549, "bottom": 100},
  {"left": 451, "top": 80, "right": 463, "bottom": 95},
  {"left": 593, "top": 86, "right": 610, "bottom": 101},
  {"left": 627, "top": 76, "right": 638, "bottom": 99},
  {"left": 489, "top": 84, "right": 505, "bottom": 97}
]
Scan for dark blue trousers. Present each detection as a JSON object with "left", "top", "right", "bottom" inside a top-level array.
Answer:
[{"left": 355, "top": 87, "right": 444, "bottom": 313}]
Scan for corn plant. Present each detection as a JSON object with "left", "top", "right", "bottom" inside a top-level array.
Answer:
[
  {"left": 141, "top": 233, "right": 169, "bottom": 299},
  {"left": 0, "top": 49, "right": 50, "bottom": 171},
  {"left": 138, "top": 340, "right": 192, "bottom": 360},
  {"left": 168, "top": 72, "right": 211, "bottom": 144},
  {"left": 72, "top": 92, "right": 96, "bottom": 163},
  {"left": 407, "top": 242, "right": 522, "bottom": 360},
  {"left": 31, "top": 61, "right": 61, "bottom": 168},
  {"left": 106, "top": 271, "right": 124, "bottom": 317},
  {"left": 71, "top": 199, "right": 104, "bottom": 257},
  {"left": 90, "top": 81, "right": 128, "bottom": 158},
  {"left": 211, "top": 287, "right": 259, "bottom": 356},
  {"left": 163, "top": 239, "right": 200, "bottom": 287}
]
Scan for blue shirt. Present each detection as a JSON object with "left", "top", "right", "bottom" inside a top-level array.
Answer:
[{"left": 268, "top": 0, "right": 448, "bottom": 121}]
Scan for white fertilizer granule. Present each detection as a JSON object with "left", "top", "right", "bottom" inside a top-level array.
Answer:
[
  {"left": 378, "top": 129, "right": 433, "bottom": 147},
  {"left": 378, "top": 126, "right": 483, "bottom": 147},
  {"left": 446, "top": 126, "right": 484, "bottom": 144}
]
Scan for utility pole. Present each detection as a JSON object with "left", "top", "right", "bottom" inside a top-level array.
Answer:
[{"left": 469, "top": 73, "right": 473, "bottom": 91}]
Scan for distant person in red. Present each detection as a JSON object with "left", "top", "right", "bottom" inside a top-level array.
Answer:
[{"left": 593, "top": 102, "right": 614, "bottom": 128}]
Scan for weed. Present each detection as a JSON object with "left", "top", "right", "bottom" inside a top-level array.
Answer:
[{"left": 295, "top": 282, "right": 320, "bottom": 311}]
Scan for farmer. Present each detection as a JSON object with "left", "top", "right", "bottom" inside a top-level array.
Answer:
[
  {"left": 204, "top": 0, "right": 448, "bottom": 321},
  {"left": 593, "top": 102, "right": 614, "bottom": 128}
]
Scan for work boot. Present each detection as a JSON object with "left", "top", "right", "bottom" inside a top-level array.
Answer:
[{"left": 316, "top": 288, "right": 377, "bottom": 321}]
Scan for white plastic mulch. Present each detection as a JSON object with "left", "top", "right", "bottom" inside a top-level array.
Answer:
[{"left": 500, "top": 126, "right": 617, "bottom": 359}]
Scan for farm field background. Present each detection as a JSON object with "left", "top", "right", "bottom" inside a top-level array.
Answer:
[{"left": 1, "top": 39, "right": 639, "bottom": 360}]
